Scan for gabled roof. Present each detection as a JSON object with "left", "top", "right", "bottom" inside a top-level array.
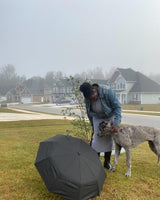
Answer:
[
  {"left": 109, "top": 68, "right": 137, "bottom": 82},
  {"left": 117, "top": 68, "right": 137, "bottom": 81},
  {"left": 55, "top": 78, "right": 84, "bottom": 87},
  {"left": 110, "top": 68, "right": 160, "bottom": 93},
  {"left": 130, "top": 72, "right": 160, "bottom": 93},
  {"left": 90, "top": 79, "right": 109, "bottom": 85},
  {"left": 23, "top": 77, "right": 44, "bottom": 95},
  {"left": 6, "top": 86, "right": 31, "bottom": 96}
]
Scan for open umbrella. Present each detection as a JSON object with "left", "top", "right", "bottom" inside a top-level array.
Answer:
[{"left": 35, "top": 134, "right": 106, "bottom": 200}]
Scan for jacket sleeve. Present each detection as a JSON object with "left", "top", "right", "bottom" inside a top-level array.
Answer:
[
  {"left": 107, "top": 88, "right": 121, "bottom": 126},
  {"left": 84, "top": 99, "right": 93, "bottom": 126}
]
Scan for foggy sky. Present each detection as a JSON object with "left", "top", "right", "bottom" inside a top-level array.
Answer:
[{"left": 0, "top": 0, "right": 160, "bottom": 78}]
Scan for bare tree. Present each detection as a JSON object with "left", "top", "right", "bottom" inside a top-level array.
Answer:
[
  {"left": 45, "top": 71, "right": 56, "bottom": 89},
  {"left": 0, "top": 64, "right": 26, "bottom": 95}
]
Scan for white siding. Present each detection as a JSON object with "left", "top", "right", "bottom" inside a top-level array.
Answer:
[
  {"left": 115, "top": 75, "right": 126, "bottom": 90},
  {"left": 127, "top": 93, "right": 141, "bottom": 104},
  {"left": 141, "top": 93, "right": 160, "bottom": 104}
]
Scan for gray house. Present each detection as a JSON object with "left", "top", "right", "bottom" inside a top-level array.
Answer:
[
  {"left": 6, "top": 77, "right": 45, "bottom": 103},
  {"left": 109, "top": 68, "right": 160, "bottom": 104},
  {"left": 50, "top": 79, "right": 75, "bottom": 103},
  {"left": 50, "top": 78, "right": 110, "bottom": 103}
]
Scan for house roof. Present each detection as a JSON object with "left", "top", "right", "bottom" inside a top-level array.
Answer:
[
  {"left": 109, "top": 68, "right": 138, "bottom": 83},
  {"left": 130, "top": 72, "right": 160, "bottom": 93},
  {"left": 110, "top": 68, "right": 160, "bottom": 93},
  {"left": 23, "top": 77, "right": 45, "bottom": 95},
  {"left": 90, "top": 79, "right": 109, "bottom": 85},
  {"left": 117, "top": 68, "right": 138, "bottom": 82},
  {"left": 55, "top": 78, "right": 85, "bottom": 87},
  {"left": 6, "top": 86, "right": 31, "bottom": 96}
]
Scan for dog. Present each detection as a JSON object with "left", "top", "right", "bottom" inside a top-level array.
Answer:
[{"left": 98, "top": 121, "right": 160, "bottom": 177}]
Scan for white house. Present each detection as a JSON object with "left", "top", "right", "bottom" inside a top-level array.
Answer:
[{"left": 109, "top": 68, "right": 160, "bottom": 104}]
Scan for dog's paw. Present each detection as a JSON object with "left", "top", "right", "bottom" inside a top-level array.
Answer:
[
  {"left": 109, "top": 167, "right": 115, "bottom": 172},
  {"left": 125, "top": 172, "right": 131, "bottom": 177}
]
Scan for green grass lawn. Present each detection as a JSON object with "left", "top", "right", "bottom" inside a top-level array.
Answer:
[
  {"left": 122, "top": 104, "right": 160, "bottom": 116},
  {"left": 122, "top": 104, "right": 160, "bottom": 112},
  {"left": 0, "top": 120, "right": 160, "bottom": 200},
  {"left": 0, "top": 108, "right": 25, "bottom": 113}
]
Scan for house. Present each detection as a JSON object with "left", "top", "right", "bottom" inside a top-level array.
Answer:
[
  {"left": 50, "top": 78, "right": 77, "bottom": 103},
  {"left": 109, "top": 68, "right": 160, "bottom": 104},
  {"left": 6, "top": 77, "right": 45, "bottom": 103},
  {"left": 6, "top": 85, "right": 32, "bottom": 103},
  {"left": 44, "top": 88, "right": 52, "bottom": 103},
  {"left": 23, "top": 77, "right": 44, "bottom": 103}
]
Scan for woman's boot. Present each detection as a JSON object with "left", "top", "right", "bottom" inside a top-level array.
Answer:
[{"left": 104, "top": 151, "right": 111, "bottom": 169}]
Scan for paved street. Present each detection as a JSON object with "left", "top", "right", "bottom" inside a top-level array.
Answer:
[{"left": 2, "top": 103, "right": 160, "bottom": 129}]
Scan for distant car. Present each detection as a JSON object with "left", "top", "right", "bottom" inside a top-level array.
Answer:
[
  {"left": 70, "top": 100, "right": 78, "bottom": 105},
  {"left": 55, "top": 97, "right": 72, "bottom": 104}
]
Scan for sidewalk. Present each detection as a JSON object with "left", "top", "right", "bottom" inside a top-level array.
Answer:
[{"left": 0, "top": 108, "right": 74, "bottom": 121}]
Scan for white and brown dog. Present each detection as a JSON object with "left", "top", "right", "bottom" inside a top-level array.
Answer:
[{"left": 98, "top": 121, "right": 160, "bottom": 177}]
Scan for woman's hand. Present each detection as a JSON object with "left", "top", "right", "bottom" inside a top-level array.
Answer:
[{"left": 110, "top": 125, "right": 119, "bottom": 133}]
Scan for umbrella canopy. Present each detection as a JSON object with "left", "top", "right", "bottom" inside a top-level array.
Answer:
[{"left": 35, "top": 134, "right": 106, "bottom": 200}]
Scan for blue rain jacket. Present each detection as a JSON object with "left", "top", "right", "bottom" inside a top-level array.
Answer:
[{"left": 84, "top": 84, "right": 121, "bottom": 126}]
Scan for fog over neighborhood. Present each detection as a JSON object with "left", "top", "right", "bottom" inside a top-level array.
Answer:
[{"left": 1, "top": 0, "right": 160, "bottom": 78}]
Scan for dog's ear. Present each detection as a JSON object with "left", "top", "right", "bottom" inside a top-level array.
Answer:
[
  {"left": 100, "top": 121, "right": 105, "bottom": 125},
  {"left": 99, "top": 121, "right": 104, "bottom": 130},
  {"left": 104, "top": 120, "right": 112, "bottom": 127}
]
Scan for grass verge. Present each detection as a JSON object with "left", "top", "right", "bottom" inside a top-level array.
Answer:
[
  {"left": 122, "top": 111, "right": 160, "bottom": 116},
  {"left": 122, "top": 104, "right": 160, "bottom": 112},
  {"left": 0, "top": 108, "right": 24, "bottom": 113},
  {"left": 0, "top": 120, "right": 160, "bottom": 200}
]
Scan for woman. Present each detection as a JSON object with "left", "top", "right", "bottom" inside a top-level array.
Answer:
[{"left": 80, "top": 82, "right": 121, "bottom": 169}]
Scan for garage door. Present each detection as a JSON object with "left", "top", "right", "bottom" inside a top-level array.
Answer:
[{"left": 21, "top": 97, "right": 32, "bottom": 103}]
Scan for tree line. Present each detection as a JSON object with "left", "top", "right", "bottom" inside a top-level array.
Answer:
[
  {"left": 0, "top": 64, "right": 160, "bottom": 96},
  {"left": 0, "top": 65, "right": 113, "bottom": 96}
]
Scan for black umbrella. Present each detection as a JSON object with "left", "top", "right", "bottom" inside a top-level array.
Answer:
[{"left": 35, "top": 134, "right": 106, "bottom": 200}]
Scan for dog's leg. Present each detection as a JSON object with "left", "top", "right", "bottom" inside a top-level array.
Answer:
[
  {"left": 149, "top": 138, "right": 160, "bottom": 163},
  {"left": 148, "top": 141, "right": 157, "bottom": 155},
  {"left": 109, "top": 143, "right": 121, "bottom": 172},
  {"left": 125, "top": 148, "right": 131, "bottom": 177},
  {"left": 154, "top": 136, "right": 160, "bottom": 163}
]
